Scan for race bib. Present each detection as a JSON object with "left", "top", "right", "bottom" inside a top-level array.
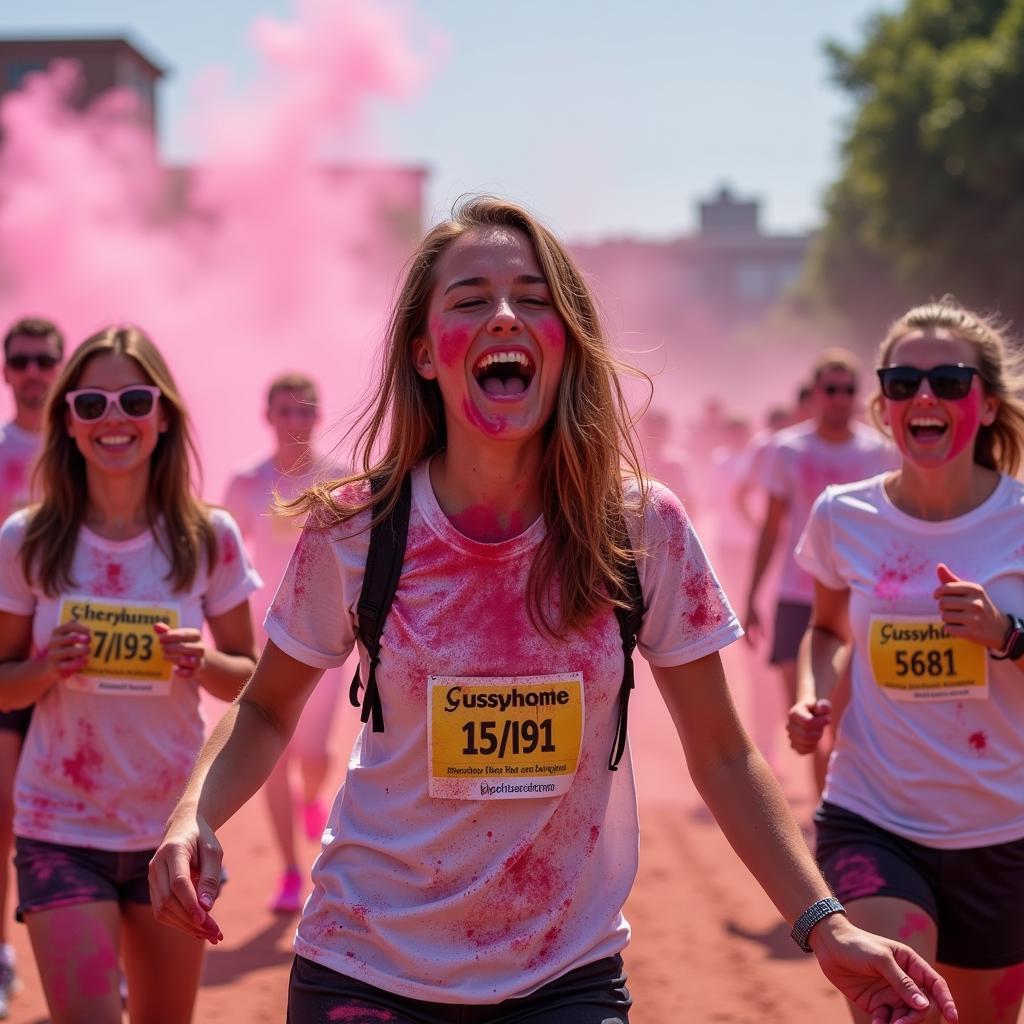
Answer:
[
  {"left": 868, "top": 615, "right": 988, "bottom": 702},
  {"left": 58, "top": 596, "right": 181, "bottom": 697},
  {"left": 428, "top": 673, "right": 584, "bottom": 801}
]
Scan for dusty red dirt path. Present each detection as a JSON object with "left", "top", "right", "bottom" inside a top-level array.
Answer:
[{"left": 12, "top": 652, "right": 848, "bottom": 1023}]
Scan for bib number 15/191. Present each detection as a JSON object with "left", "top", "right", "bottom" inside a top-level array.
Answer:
[
  {"left": 428, "top": 673, "right": 584, "bottom": 801},
  {"left": 869, "top": 615, "right": 988, "bottom": 702}
]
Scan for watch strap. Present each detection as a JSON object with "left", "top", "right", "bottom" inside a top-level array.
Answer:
[{"left": 791, "top": 896, "right": 846, "bottom": 953}]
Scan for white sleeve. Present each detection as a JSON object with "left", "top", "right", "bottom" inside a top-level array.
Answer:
[
  {"left": 762, "top": 442, "right": 790, "bottom": 499},
  {"left": 263, "top": 516, "right": 359, "bottom": 669},
  {"left": 794, "top": 490, "right": 846, "bottom": 590},
  {"left": 634, "top": 483, "right": 743, "bottom": 668},
  {"left": 204, "top": 510, "right": 264, "bottom": 617},
  {"left": 0, "top": 512, "right": 35, "bottom": 616}
]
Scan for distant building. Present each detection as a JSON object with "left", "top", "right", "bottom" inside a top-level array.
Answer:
[
  {"left": 573, "top": 186, "right": 811, "bottom": 334},
  {"left": 0, "top": 34, "right": 427, "bottom": 248},
  {"left": 0, "top": 36, "right": 165, "bottom": 131}
]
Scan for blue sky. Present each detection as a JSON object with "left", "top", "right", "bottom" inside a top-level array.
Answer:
[{"left": 0, "top": 0, "right": 901, "bottom": 239}]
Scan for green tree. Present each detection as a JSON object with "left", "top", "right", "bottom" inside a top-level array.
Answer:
[{"left": 802, "top": 0, "right": 1024, "bottom": 339}]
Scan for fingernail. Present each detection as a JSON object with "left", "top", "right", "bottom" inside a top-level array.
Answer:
[
  {"left": 200, "top": 893, "right": 213, "bottom": 909},
  {"left": 912, "top": 994, "right": 928, "bottom": 1008}
]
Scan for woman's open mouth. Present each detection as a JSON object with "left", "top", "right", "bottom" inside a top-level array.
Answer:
[{"left": 472, "top": 350, "right": 536, "bottom": 399}]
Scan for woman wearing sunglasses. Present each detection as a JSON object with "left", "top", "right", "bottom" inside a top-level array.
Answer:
[
  {"left": 789, "top": 299, "right": 1024, "bottom": 1023},
  {"left": 0, "top": 325, "right": 261, "bottom": 1023},
  {"left": 150, "top": 199, "right": 955, "bottom": 1024}
]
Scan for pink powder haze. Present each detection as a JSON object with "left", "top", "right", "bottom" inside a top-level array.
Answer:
[{"left": 0, "top": 0, "right": 445, "bottom": 499}]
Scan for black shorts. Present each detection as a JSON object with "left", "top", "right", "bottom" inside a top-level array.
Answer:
[
  {"left": 769, "top": 601, "right": 811, "bottom": 665},
  {"left": 287, "top": 953, "right": 631, "bottom": 1023},
  {"left": 0, "top": 706, "right": 32, "bottom": 737},
  {"left": 13, "top": 835, "right": 155, "bottom": 921},
  {"left": 815, "top": 801, "right": 1024, "bottom": 969}
]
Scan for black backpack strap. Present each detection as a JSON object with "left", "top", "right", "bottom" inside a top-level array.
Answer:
[
  {"left": 349, "top": 473, "right": 412, "bottom": 732},
  {"left": 608, "top": 533, "right": 645, "bottom": 771}
]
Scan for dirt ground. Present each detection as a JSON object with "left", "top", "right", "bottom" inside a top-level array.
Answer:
[{"left": 10, "top": 649, "right": 852, "bottom": 1023}]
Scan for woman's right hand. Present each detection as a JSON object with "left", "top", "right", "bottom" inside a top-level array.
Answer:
[
  {"left": 149, "top": 806, "right": 225, "bottom": 944},
  {"left": 45, "top": 621, "right": 92, "bottom": 678},
  {"left": 787, "top": 698, "right": 832, "bottom": 754}
]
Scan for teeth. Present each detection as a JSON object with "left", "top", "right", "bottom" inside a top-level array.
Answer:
[
  {"left": 474, "top": 351, "right": 532, "bottom": 372},
  {"left": 97, "top": 435, "right": 132, "bottom": 445},
  {"left": 909, "top": 417, "right": 945, "bottom": 428}
]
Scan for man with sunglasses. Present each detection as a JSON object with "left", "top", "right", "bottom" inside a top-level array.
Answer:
[
  {"left": 0, "top": 316, "right": 63, "bottom": 1017},
  {"left": 744, "top": 349, "right": 895, "bottom": 797}
]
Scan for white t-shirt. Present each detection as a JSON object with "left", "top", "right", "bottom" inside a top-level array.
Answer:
[
  {"left": 224, "top": 454, "right": 347, "bottom": 624},
  {"left": 764, "top": 422, "right": 896, "bottom": 604},
  {"left": 796, "top": 473, "right": 1024, "bottom": 849},
  {"left": 0, "top": 508, "right": 261, "bottom": 850},
  {"left": 0, "top": 421, "right": 41, "bottom": 523},
  {"left": 708, "top": 445, "right": 754, "bottom": 553},
  {"left": 265, "top": 460, "right": 741, "bottom": 1003}
]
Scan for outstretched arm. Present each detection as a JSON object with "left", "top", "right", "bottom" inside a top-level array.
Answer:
[
  {"left": 149, "top": 640, "right": 323, "bottom": 942},
  {"left": 652, "top": 653, "right": 957, "bottom": 1024}
]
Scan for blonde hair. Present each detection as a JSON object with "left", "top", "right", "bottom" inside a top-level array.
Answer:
[
  {"left": 23, "top": 325, "right": 216, "bottom": 595},
  {"left": 290, "top": 196, "right": 648, "bottom": 635},
  {"left": 871, "top": 298, "right": 1024, "bottom": 476},
  {"left": 267, "top": 372, "right": 318, "bottom": 407}
]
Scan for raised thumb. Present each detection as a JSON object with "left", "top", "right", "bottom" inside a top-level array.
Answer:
[
  {"left": 813, "top": 699, "right": 832, "bottom": 716},
  {"left": 936, "top": 563, "right": 959, "bottom": 585}
]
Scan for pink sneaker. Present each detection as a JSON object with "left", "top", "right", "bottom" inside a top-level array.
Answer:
[
  {"left": 303, "top": 799, "right": 326, "bottom": 841},
  {"left": 269, "top": 869, "right": 304, "bottom": 914}
]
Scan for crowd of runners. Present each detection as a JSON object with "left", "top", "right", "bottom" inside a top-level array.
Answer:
[{"left": 0, "top": 196, "right": 1020, "bottom": 1022}]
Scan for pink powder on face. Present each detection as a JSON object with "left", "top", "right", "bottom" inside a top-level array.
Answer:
[
  {"left": 460, "top": 395, "right": 505, "bottom": 437},
  {"left": 61, "top": 720, "right": 103, "bottom": 793},
  {"left": 992, "top": 963, "right": 1024, "bottom": 1016},
  {"left": 897, "top": 911, "right": 931, "bottom": 941},
  {"left": 434, "top": 320, "right": 472, "bottom": 369},
  {"left": 946, "top": 391, "right": 983, "bottom": 463},
  {"left": 967, "top": 730, "right": 988, "bottom": 752},
  {"left": 833, "top": 852, "right": 886, "bottom": 900}
]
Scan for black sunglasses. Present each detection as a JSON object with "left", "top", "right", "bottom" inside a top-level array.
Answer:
[
  {"left": 6, "top": 353, "right": 59, "bottom": 371},
  {"left": 877, "top": 364, "right": 981, "bottom": 402}
]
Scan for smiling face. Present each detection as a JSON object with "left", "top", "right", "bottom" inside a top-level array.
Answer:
[
  {"left": 882, "top": 330, "right": 998, "bottom": 470},
  {"left": 4, "top": 331, "right": 62, "bottom": 415},
  {"left": 66, "top": 353, "right": 168, "bottom": 478},
  {"left": 414, "top": 227, "right": 567, "bottom": 445}
]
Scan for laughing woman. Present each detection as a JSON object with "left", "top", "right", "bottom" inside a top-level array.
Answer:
[
  {"left": 0, "top": 326, "right": 261, "bottom": 1024},
  {"left": 789, "top": 299, "right": 1024, "bottom": 1023},
  {"left": 152, "top": 199, "right": 955, "bottom": 1024}
]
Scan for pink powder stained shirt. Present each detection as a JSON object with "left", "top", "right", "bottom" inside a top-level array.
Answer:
[
  {"left": 0, "top": 421, "right": 42, "bottom": 523},
  {"left": 763, "top": 421, "right": 896, "bottom": 604},
  {"left": 0, "top": 508, "right": 262, "bottom": 850},
  {"left": 264, "top": 460, "right": 742, "bottom": 1003},
  {"left": 797, "top": 473, "right": 1024, "bottom": 848}
]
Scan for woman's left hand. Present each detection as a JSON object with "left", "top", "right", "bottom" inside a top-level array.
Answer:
[
  {"left": 933, "top": 563, "right": 1008, "bottom": 650},
  {"left": 154, "top": 622, "right": 206, "bottom": 679},
  {"left": 811, "top": 915, "right": 958, "bottom": 1023}
]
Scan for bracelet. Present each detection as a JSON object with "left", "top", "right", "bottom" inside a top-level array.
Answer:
[
  {"left": 991, "top": 614, "right": 1024, "bottom": 661},
  {"left": 791, "top": 896, "right": 846, "bottom": 953}
]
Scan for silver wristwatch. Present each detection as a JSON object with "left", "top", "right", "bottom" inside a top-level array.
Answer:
[{"left": 791, "top": 896, "right": 846, "bottom": 953}]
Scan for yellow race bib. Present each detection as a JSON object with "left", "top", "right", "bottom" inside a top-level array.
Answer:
[
  {"left": 59, "top": 596, "right": 181, "bottom": 697},
  {"left": 427, "top": 673, "right": 584, "bottom": 800},
  {"left": 868, "top": 615, "right": 988, "bottom": 702}
]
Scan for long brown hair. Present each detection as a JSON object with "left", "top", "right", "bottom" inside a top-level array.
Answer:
[
  {"left": 871, "top": 298, "right": 1024, "bottom": 476},
  {"left": 291, "top": 196, "right": 649, "bottom": 635},
  {"left": 22, "top": 325, "right": 216, "bottom": 595}
]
